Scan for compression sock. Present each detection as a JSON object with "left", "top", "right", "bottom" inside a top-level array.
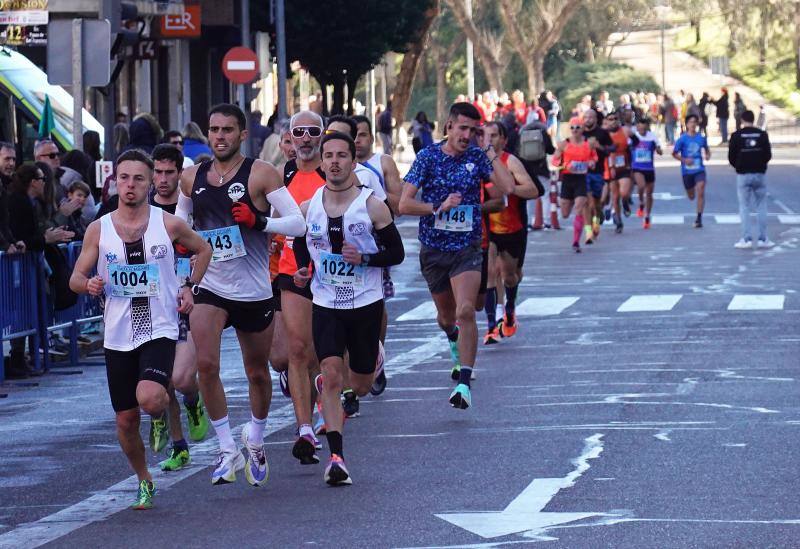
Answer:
[
  {"left": 210, "top": 416, "right": 236, "bottom": 453},
  {"left": 485, "top": 288, "right": 497, "bottom": 330},
  {"left": 445, "top": 325, "right": 459, "bottom": 343},
  {"left": 505, "top": 284, "right": 519, "bottom": 324},
  {"left": 458, "top": 365, "right": 473, "bottom": 387},
  {"left": 248, "top": 414, "right": 267, "bottom": 444},
  {"left": 326, "top": 431, "right": 344, "bottom": 457},
  {"left": 573, "top": 215, "right": 584, "bottom": 245}
]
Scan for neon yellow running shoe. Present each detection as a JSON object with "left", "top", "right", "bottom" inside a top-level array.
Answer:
[
  {"left": 149, "top": 415, "right": 168, "bottom": 453},
  {"left": 159, "top": 446, "right": 191, "bottom": 471},
  {"left": 184, "top": 396, "right": 209, "bottom": 442},
  {"left": 132, "top": 479, "right": 155, "bottom": 510}
]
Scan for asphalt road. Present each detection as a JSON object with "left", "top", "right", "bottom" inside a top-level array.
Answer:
[{"left": 1, "top": 150, "right": 799, "bottom": 548}]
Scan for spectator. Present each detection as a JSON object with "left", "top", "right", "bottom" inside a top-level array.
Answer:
[
  {"left": 162, "top": 130, "right": 194, "bottom": 168},
  {"left": 122, "top": 113, "right": 162, "bottom": 154},
  {"left": 699, "top": 92, "right": 712, "bottom": 136},
  {"left": 660, "top": 94, "right": 677, "bottom": 145},
  {"left": 0, "top": 140, "right": 16, "bottom": 188},
  {"left": 113, "top": 119, "right": 129, "bottom": 158},
  {"left": 182, "top": 121, "right": 213, "bottom": 161},
  {"left": 728, "top": 110, "right": 772, "bottom": 249},
  {"left": 83, "top": 130, "right": 102, "bottom": 162},
  {"left": 0, "top": 141, "right": 23, "bottom": 253},
  {"left": 410, "top": 111, "right": 434, "bottom": 154},
  {"left": 733, "top": 93, "right": 747, "bottom": 131},
  {"left": 249, "top": 110, "right": 271, "bottom": 154},
  {"left": 685, "top": 93, "right": 701, "bottom": 120},
  {"left": 545, "top": 91, "right": 560, "bottom": 138},
  {"left": 525, "top": 97, "right": 547, "bottom": 125},
  {"left": 60, "top": 150, "right": 98, "bottom": 224},
  {"left": 714, "top": 87, "right": 730, "bottom": 143},
  {"left": 377, "top": 101, "right": 393, "bottom": 155},
  {"left": 53, "top": 181, "right": 91, "bottom": 240},
  {"left": 757, "top": 104, "right": 767, "bottom": 130},
  {"left": 259, "top": 119, "right": 289, "bottom": 168}
]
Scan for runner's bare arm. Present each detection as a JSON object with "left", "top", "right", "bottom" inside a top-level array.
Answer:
[
  {"left": 166, "top": 214, "right": 212, "bottom": 284},
  {"left": 399, "top": 182, "right": 437, "bottom": 216},
  {"left": 483, "top": 183, "right": 504, "bottom": 213},
  {"left": 69, "top": 221, "right": 102, "bottom": 295},
  {"left": 488, "top": 153, "right": 515, "bottom": 195},
  {"left": 176, "top": 164, "right": 199, "bottom": 221},
  {"left": 381, "top": 155, "right": 403, "bottom": 214},
  {"left": 506, "top": 156, "right": 539, "bottom": 199}
]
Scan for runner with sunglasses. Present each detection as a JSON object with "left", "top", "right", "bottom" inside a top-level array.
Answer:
[
  {"left": 552, "top": 117, "right": 598, "bottom": 253},
  {"left": 275, "top": 110, "right": 329, "bottom": 465},
  {"left": 175, "top": 103, "right": 305, "bottom": 487}
]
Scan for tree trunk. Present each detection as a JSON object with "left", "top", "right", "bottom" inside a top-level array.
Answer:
[
  {"left": 532, "top": 56, "right": 544, "bottom": 97},
  {"left": 391, "top": 1, "right": 439, "bottom": 128},
  {"left": 585, "top": 38, "right": 595, "bottom": 63},
  {"left": 346, "top": 72, "right": 359, "bottom": 116},
  {"left": 692, "top": 18, "right": 700, "bottom": 45},
  {"left": 436, "top": 53, "right": 448, "bottom": 136},
  {"left": 331, "top": 75, "right": 345, "bottom": 115},
  {"left": 758, "top": 5, "right": 769, "bottom": 74}
]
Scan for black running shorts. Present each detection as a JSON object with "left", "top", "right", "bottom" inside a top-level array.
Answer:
[
  {"left": 276, "top": 272, "right": 313, "bottom": 302},
  {"left": 489, "top": 230, "right": 527, "bottom": 266},
  {"left": 194, "top": 287, "right": 275, "bottom": 333},
  {"left": 560, "top": 174, "right": 588, "bottom": 200},
  {"left": 312, "top": 300, "right": 384, "bottom": 375},
  {"left": 105, "top": 337, "right": 176, "bottom": 412}
]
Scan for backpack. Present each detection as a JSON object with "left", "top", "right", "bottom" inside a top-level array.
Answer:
[{"left": 519, "top": 127, "right": 546, "bottom": 161}]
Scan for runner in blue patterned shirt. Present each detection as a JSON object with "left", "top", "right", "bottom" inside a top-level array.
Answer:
[{"left": 400, "top": 102, "right": 513, "bottom": 410}]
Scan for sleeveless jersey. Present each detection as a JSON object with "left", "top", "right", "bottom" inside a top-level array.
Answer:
[
  {"left": 305, "top": 186, "right": 382, "bottom": 309},
  {"left": 278, "top": 165, "right": 326, "bottom": 275},
  {"left": 98, "top": 207, "right": 179, "bottom": 351},
  {"left": 191, "top": 158, "right": 271, "bottom": 301},
  {"left": 561, "top": 140, "right": 596, "bottom": 175},
  {"left": 630, "top": 131, "right": 659, "bottom": 171},
  {"left": 489, "top": 152, "right": 525, "bottom": 234},
  {"left": 607, "top": 128, "right": 630, "bottom": 172},
  {"left": 355, "top": 164, "right": 387, "bottom": 200},
  {"left": 365, "top": 152, "right": 385, "bottom": 188}
]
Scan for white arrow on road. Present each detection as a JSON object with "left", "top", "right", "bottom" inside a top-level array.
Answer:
[{"left": 435, "top": 433, "right": 605, "bottom": 539}]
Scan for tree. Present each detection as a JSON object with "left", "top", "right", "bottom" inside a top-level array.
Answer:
[
  {"left": 429, "top": 8, "right": 466, "bottom": 129},
  {"left": 285, "top": 0, "right": 435, "bottom": 114},
  {"left": 496, "top": 0, "right": 582, "bottom": 96}
]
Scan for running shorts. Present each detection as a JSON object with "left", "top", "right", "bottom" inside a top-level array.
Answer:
[
  {"left": 560, "top": 174, "right": 587, "bottom": 200},
  {"left": 489, "top": 230, "right": 527, "bottom": 265},
  {"left": 271, "top": 278, "right": 282, "bottom": 312},
  {"left": 419, "top": 241, "right": 483, "bottom": 295},
  {"left": 586, "top": 173, "right": 605, "bottom": 199},
  {"left": 194, "top": 288, "right": 275, "bottom": 333},
  {"left": 632, "top": 170, "right": 656, "bottom": 184},
  {"left": 105, "top": 337, "right": 176, "bottom": 412},
  {"left": 612, "top": 168, "right": 631, "bottom": 181},
  {"left": 312, "top": 300, "right": 384, "bottom": 375},
  {"left": 479, "top": 247, "right": 489, "bottom": 296},
  {"left": 275, "top": 272, "right": 313, "bottom": 302},
  {"left": 682, "top": 171, "right": 706, "bottom": 190}
]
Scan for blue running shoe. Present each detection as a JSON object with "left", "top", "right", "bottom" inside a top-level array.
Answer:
[
  {"left": 448, "top": 340, "right": 461, "bottom": 381},
  {"left": 240, "top": 427, "right": 269, "bottom": 487},
  {"left": 449, "top": 383, "right": 471, "bottom": 410}
]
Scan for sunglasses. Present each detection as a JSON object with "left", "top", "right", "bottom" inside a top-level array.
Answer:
[
  {"left": 38, "top": 152, "right": 58, "bottom": 159},
  {"left": 291, "top": 126, "right": 322, "bottom": 138},
  {"left": 171, "top": 139, "right": 183, "bottom": 145},
  {"left": 570, "top": 125, "right": 583, "bottom": 130}
]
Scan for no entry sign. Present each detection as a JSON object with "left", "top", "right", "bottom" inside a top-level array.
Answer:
[{"left": 222, "top": 46, "right": 259, "bottom": 84}]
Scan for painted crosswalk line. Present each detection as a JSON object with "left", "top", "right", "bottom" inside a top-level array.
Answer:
[
  {"left": 714, "top": 214, "right": 741, "bottom": 224},
  {"left": 617, "top": 294, "right": 683, "bottom": 312},
  {"left": 777, "top": 214, "right": 800, "bottom": 224},
  {"left": 727, "top": 294, "right": 785, "bottom": 311},
  {"left": 652, "top": 215, "right": 685, "bottom": 225},
  {"left": 396, "top": 301, "right": 438, "bottom": 321},
  {"left": 515, "top": 297, "right": 579, "bottom": 316}
]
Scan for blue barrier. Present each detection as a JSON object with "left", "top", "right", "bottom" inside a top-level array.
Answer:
[{"left": 0, "top": 251, "right": 42, "bottom": 383}]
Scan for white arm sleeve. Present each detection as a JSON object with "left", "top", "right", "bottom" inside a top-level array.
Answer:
[
  {"left": 264, "top": 186, "right": 306, "bottom": 237},
  {"left": 175, "top": 191, "right": 193, "bottom": 222}
]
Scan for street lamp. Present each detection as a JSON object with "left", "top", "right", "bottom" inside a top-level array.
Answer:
[{"left": 654, "top": 3, "right": 672, "bottom": 94}]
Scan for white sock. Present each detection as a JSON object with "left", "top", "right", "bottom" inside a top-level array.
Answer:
[
  {"left": 299, "top": 423, "right": 314, "bottom": 438},
  {"left": 210, "top": 416, "right": 236, "bottom": 453},
  {"left": 248, "top": 414, "right": 268, "bottom": 444}
]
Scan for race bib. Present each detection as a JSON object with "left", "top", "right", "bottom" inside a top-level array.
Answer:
[
  {"left": 176, "top": 258, "right": 191, "bottom": 280},
  {"left": 613, "top": 154, "right": 626, "bottom": 168},
  {"left": 684, "top": 157, "right": 697, "bottom": 169},
  {"left": 434, "top": 205, "right": 473, "bottom": 232},
  {"left": 569, "top": 160, "right": 588, "bottom": 174},
  {"left": 199, "top": 226, "right": 247, "bottom": 262},
  {"left": 108, "top": 264, "right": 160, "bottom": 298},
  {"left": 634, "top": 148, "right": 652, "bottom": 164},
  {"left": 319, "top": 252, "right": 365, "bottom": 287}
]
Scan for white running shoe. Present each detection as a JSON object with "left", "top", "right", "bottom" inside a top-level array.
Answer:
[
  {"left": 240, "top": 426, "right": 269, "bottom": 487},
  {"left": 211, "top": 447, "right": 245, "bottom": 485},
  {"left": 734, "top": 239, "right": 752, "bottom": 249},
  {"left": 757, "top": 239, "right": 775, "bottom": 249}
]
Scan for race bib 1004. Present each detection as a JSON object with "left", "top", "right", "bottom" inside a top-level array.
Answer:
[
  {"left": 434, "top": 205, "right": 473, "bottom": 232},
  {"left": 634, "top": 149, "right": 653, "bottom": 164},
  {"left": 108, "top": 264, "right": 160, "bottom": 298},
  {"left": 319, "top": 252, "right": 365, "bottom": 287},
  {"left": 199, "top": 226, "right": 247, "bottom": 262}
]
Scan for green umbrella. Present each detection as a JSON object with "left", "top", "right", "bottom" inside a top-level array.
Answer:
[{"left": 38, "top": 94, "right": 54, "bottom": 139}]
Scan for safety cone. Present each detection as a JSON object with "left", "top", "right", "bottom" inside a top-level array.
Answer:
[
  {"left": 532, "top": 198, "right": 544, "bottom": 230},
  {"left": 548, "top": 172, "right": 561, "bottom": 230}
]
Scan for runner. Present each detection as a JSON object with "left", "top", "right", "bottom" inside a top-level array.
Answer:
[
  {"left": 69, "top": 149, "right": 212, "bottom": 509},
  {"left": 275, "top": 110, "right": 328, "bottom": 463},
  {"left": 175, "top": 103, "right": 306, "bottom": 486},
  {"left": 551, "top": 117, "right": 598, "bottom": 253},
  {"left": 400, "top": 102, "right": 513, "bottom": 409},
  {"left": 630, "top": 118, "right": 663, "bottom": 229},
  {"left": 672, "top": 114, "right": 711, "bottom": 228},
  {"left": 291, "top": 132, "right": 404, "bottom": 485},
  {"left": 140, "top": 144, "right": 210, "bottom": 472},
  {"left": 483, "top": 122, "right": 538, "bottom": 341},
  {"left": 352, "top": 115, "right": 404, "bottom": 213},
  {"left": 605, "top": 112, "right": 635, "bottom": 233},
  {"left": 581, "top": 109, "right": 614, "bottom": 244}
]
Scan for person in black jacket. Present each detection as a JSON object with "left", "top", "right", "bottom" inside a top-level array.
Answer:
[
  {"left": 714, "top": 87, "right": 730, "bottom": 144},
  {"left": 728, "top": 110, "right": 772, "bottom": 249},
  {"left": 0, "top": 142, "right": 25, "bottom": 253}
]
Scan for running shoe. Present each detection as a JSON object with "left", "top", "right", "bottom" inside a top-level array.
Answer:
[
  {"left": 604, "top": 207, "right": 612, "bottom": 221},
  {"left": 240, "top": 427, "right": 269, "bottom": 487},
  {"left": 584, "top": 225, "right": 594, "bottom": 244},
  {"left": 132, "top": 479, "right": 155, "bottom": 510},
  {"left": 324, "top": 454, "right": 352, "bottom": 486},
  {"left": 757, "top": 239, "right": 775, "bottom": 249},
  {"left": 592, "top": 219, "right": 600, "bottom": 237},
  {"left": 499, "top": 314, "right": 517, "bottom": 338},
  {"left": 149, "top": 415, "right": 169, "bottom": 453},
  {"left": 159, "top": 446, "right": 190, "bottom": 471},
  {"left": 370, "top": 341, "right": 387, "bottom": 396},
  {"left": 211, "top": 448, "right": 245, "bottom": 485},
  {"left": 622, "top": 198, "right": 631, "bottom": 217},
  {"left": 636, "top": 205, "right": 645, "bottom": 218},
  {"left": 279, "top": 370, "right": 291, "bottom": 398},
  {"left": 573, "top": 242, "right": 581, "bottom": 253},
  {"left": 449, "top": 383, "right": 472, "bottom": 410},
  {"left": 734, "top": 238, "right": 752, "bottom": 249},
  {"left": 292, "top": 433, "right": 320, "bottom": 465},
  {"left": 643, "top": 217, "right": 651, "bottom": 230},
  {"left": 184, "top": 396, "right": 209, "bottom": 442},
  {"left": 483, "top": 326, "right": 501, "bottom": 345},
  {"left": 694, "top": 218, "right": 703, "bottom": 228},
  {"left": 448, "top": 338, "right": 461, "bottom": 381},
  {"left": 342, "top": 390, "right": 360, "bottom": 418}
]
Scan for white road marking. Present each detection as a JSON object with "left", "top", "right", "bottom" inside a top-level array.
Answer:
[
  {"left": 652, "top": 215, "right": 685, "bottom": 224},
  {"left": 727, "top": 294, "right": 785, "bottom": 310},
  {"left": 617, "top": 294, "right": 682, "bottom": 312},
  {"left": 396, "top": 301, "right": 437, "bottom": 321},
  {"left": 515, "top": 297, "right": 579, "bottom": 316},
  {"left": 777, "top": 214, "right": 800, "bottom": 224},
  {"left": 435, "top": 434, "right": 605, "bottom": 538},
  {"left": 714, "top": 214, "right": 741, "bottom": 224}
]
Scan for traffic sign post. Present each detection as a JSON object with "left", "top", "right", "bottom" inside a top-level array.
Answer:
[{"left": 222, "top": 46, "right": 259, "bottom": 85}]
